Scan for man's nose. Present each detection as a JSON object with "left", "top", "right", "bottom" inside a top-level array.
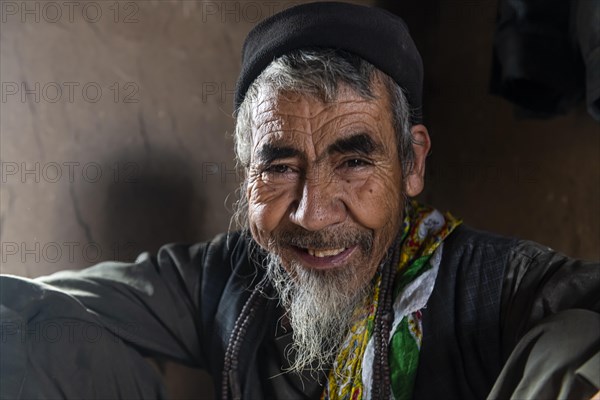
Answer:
[{"left": 288, "top": 170, "right": 346, "bottom": 231}]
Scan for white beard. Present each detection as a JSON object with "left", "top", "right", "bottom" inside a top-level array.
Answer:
[{"left": 264, "top": 251, "right": 373, "bottom": 376}]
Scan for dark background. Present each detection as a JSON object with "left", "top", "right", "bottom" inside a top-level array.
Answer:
[{"left": 1, "top": 0, "right": 598, "bottom": 397}]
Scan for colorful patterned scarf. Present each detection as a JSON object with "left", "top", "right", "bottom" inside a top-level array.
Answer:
[{"left": 321, "top": 201, "right": 461, "bottom": 400}]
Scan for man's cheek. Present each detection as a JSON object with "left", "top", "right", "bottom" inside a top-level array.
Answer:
[
  {"left": 248, "top": 198, "right": 290, "bottom": 250},
  {"left": 248, "top": 205, "right": 273, "bottom": 249},
  {"left": 348, "top": 176, "right": 402, "bottom": 227}
]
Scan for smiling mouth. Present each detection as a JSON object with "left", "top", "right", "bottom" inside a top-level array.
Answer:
[
  {"left": 289, "top": 245, "right": 357, "bottom": 270},
  {"left": 306, "top": 247, "right": 346, "bottom": 257}
]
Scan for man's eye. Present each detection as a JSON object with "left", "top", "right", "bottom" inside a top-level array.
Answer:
[
  {"left": 344, "top": 159, "right": 370, "bottom": 168},
  {"left": 265, "top": 164, "right": 291, "bottom": 174}
]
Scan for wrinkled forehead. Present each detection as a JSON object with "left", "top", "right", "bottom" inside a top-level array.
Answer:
[
  {"left": 249, "top": 83, "right": 394, "bottom": 155},
  {"left": 253, "top": 74, "right": 390, "bottom": 120}
]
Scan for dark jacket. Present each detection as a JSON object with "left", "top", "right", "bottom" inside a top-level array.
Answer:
[{"left": 1, "top": 225, "right": 598, "bottom": 399}]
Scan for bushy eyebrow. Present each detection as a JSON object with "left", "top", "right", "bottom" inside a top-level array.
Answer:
[
  {"left": 255, "top": 133, "right": 381, "bottom": 165},
  {"left": 256, "top": 144, "right": 305, "bottom": 165},
  {"left": 327, "top": 133, "right": 382, "bottom": 156}
]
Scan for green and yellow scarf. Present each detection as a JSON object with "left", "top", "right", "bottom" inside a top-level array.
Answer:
[{"left": 321, "top": 201, "right": 461, "bottom": 400}]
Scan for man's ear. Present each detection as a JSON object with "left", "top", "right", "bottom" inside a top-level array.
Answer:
[{"left": 404, "top": 124, "right": 431, "bottom": 197}]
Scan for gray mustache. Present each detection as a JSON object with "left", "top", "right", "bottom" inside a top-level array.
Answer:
[{"left": 272, "top": 227, "right": 374, "bottom": 253}]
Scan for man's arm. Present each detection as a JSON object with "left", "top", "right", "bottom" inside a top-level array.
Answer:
[
  {"left": 501, "top": 241, "right": 600, "bottom": 348},
  {"left": 0, "top": 233, "right": 242, "bottom": 399},
  {"left": 494, "top": 241, "right": 600, "bottom": 399},
  {"left": 36, "top": 243, "right": 208, "bottom": 362},
  {"left": 1, "top": 274, "right": 169, "bottom": 398}
]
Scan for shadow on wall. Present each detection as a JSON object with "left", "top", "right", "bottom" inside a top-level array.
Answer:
[
  {"left": 81, "top": 149, "right": 214, "bottom": 398},
  {"left": 86, "top": 150, "right": 241, "bottom": 262},
  {"left": 97, "top": 150, "right": 199, "bottom": 259}
]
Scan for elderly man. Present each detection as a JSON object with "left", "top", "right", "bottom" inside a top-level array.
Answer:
[{"left": 1, "top": 2, "right": 598, "bottom": 400}]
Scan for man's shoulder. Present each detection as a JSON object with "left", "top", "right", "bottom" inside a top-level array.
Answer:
[
  {"left": 436, "top": 224, "right": 566, "bottom": 294},
  {"left": 445, "top": 224, "right": 518, "bottom": 249},
  {"left": 444, "top": 224, "right": 572, "bottom": 268},
  {"left": 442, "top": 224, "right": 520, "bottom": 265}
]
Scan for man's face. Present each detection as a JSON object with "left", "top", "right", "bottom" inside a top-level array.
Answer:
[{"left": 246, "top": 77, "right": 405, "bottom": 294}]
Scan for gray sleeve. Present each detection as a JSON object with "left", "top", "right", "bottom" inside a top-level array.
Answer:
[
  {"left": 0, "top": 239, "right": 216, "bottom": 399},
  {"left": 496, "top": 242, "right": 600, "bottom": 398},
  {"left": 500, "top": 241, "right": 600, "bottom": 353}
]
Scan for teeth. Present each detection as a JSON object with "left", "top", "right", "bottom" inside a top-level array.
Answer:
[{"left": 307, "top": 248, "right": 346, "bottom": 257}]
